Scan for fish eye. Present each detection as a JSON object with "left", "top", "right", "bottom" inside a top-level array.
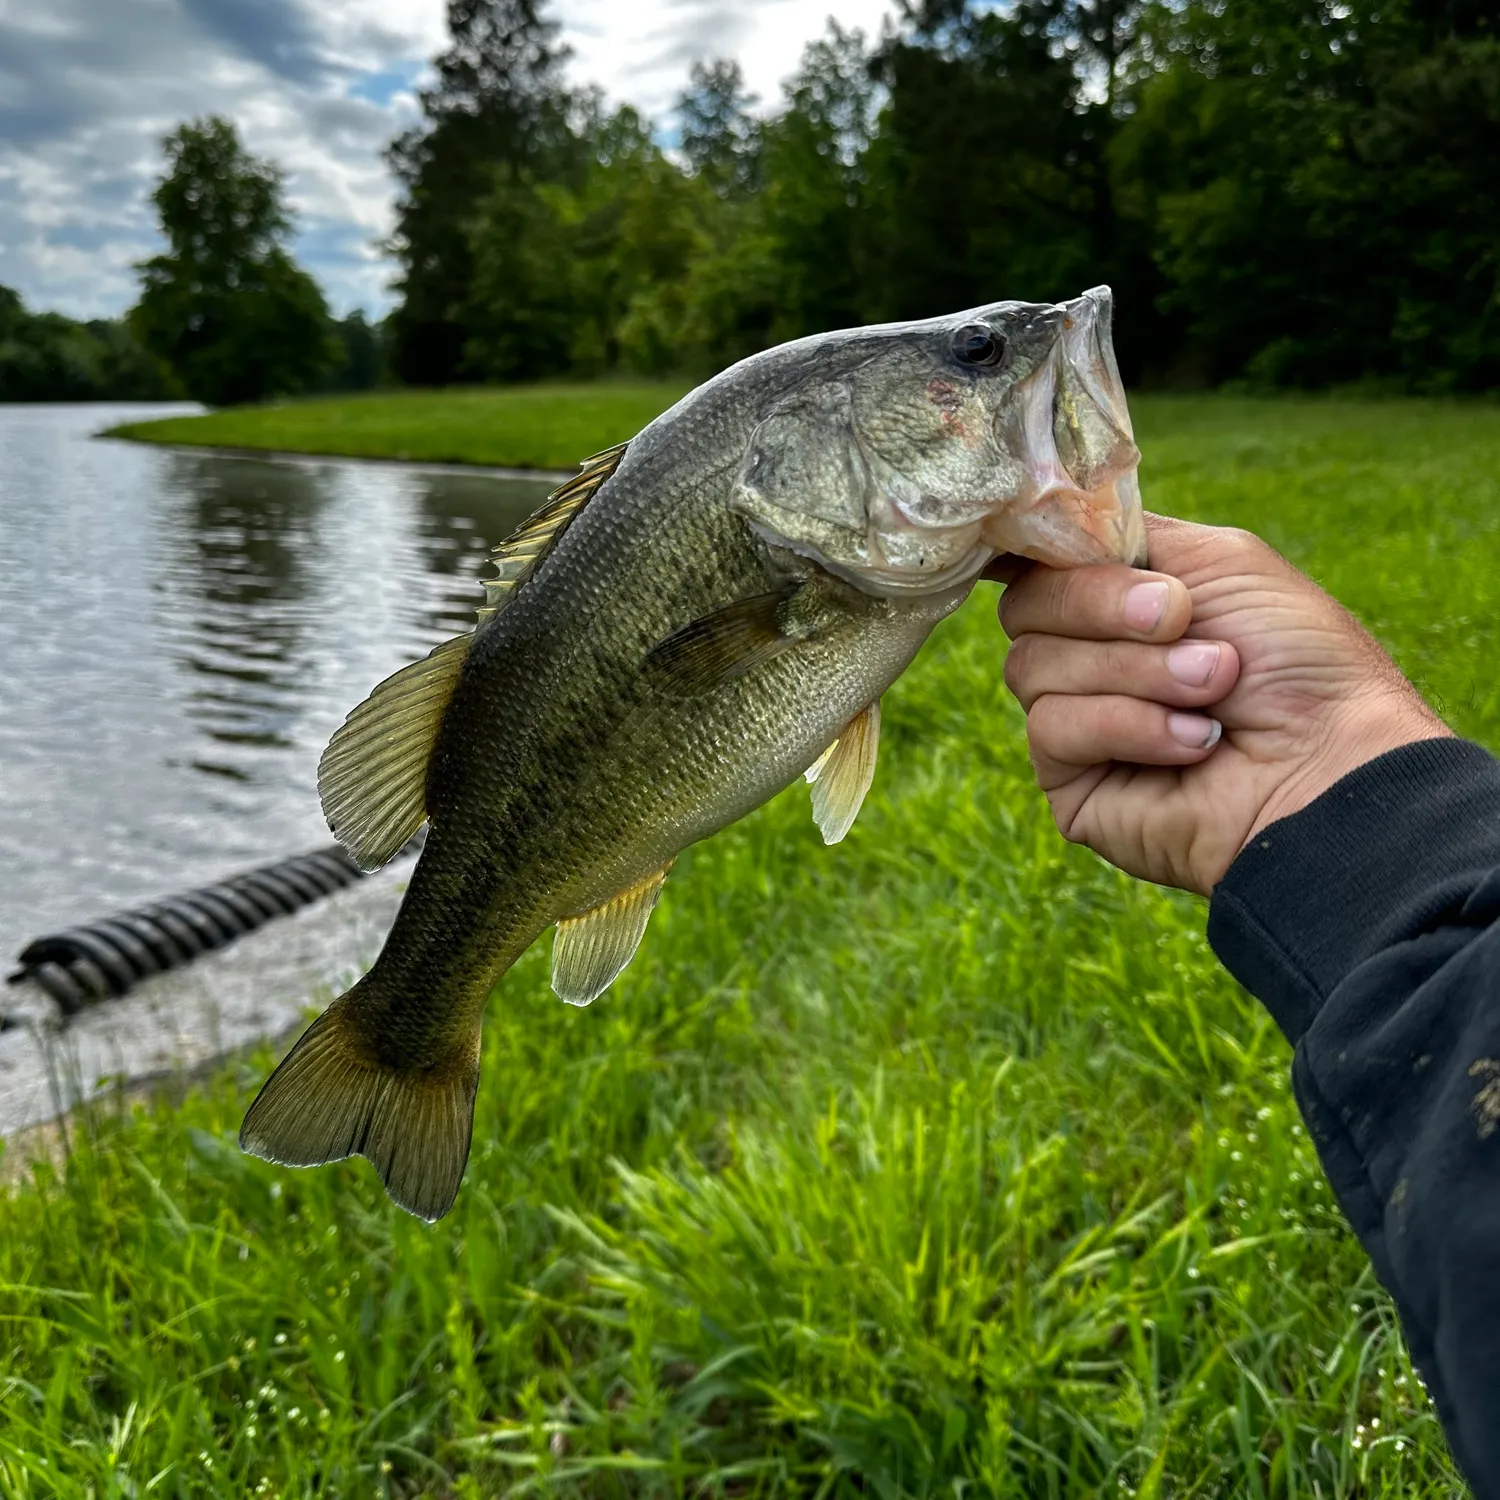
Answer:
[{"left": 951, "top": 324, "right": 1006, "bottom": 368}]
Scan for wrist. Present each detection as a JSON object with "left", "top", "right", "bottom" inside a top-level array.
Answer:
[{"left": 1245, "top": 694, "right": 1453, "bottom": 847}]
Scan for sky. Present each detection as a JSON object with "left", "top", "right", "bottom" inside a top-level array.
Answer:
[{"left": 0, "top": 0, "right": 899, "bottom": 322}]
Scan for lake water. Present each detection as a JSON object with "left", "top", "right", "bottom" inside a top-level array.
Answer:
[{"left": 0, "top": 404, "right": 555, "bottom": 963}]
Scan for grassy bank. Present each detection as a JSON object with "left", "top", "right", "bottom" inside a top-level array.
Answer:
[
  {"left": 6, "top": 396, "right": 1499, "bottom": 1496},
  {"left": 103, "top": 383, "right": 693, "bottom": 472}
]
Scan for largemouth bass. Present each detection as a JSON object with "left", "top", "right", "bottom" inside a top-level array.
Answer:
[{"left": 241, "top": 286, "right": 1146, "bottom": 1220}]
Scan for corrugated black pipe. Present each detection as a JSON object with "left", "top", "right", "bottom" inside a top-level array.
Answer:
[{"left": 6, "top": 844, "right": 382, "bottom": 1019}]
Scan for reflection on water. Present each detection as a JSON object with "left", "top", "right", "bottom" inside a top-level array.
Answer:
[
  {"left": 0, "top": 405, "right": 552, "bottom": 954},
  {"left": 163, "top": 454, "right": 330, "bottom": 769}
]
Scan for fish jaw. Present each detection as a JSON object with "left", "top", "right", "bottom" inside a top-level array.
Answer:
[
  {"left": 983, "top": 286, "right": 1148, "bottom": 570},
  {"left": 981, "top": 470, "right": 1148, "bottom": 571}
]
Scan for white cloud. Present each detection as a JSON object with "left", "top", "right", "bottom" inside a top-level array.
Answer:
[
  {"left": 0, "top": 0, "right": 898, "bottom": 322},
  {"left": 558, "top": 0, "right": 896, "bottom": 121}
]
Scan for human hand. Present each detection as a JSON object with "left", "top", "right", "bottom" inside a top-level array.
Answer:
[{"left": 998, "top": 514, "right": 1452, "bottom": 896}]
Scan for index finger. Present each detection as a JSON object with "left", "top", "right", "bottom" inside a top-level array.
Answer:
[{"left": 999, "top": 562, "right": 1193, "bottom": 644}]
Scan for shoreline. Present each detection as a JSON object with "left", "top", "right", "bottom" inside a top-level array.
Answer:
[
  {"left": 0, "top": 853, "right": 417, "bottom": 1148},
  {"left": 98, "top": 432, "right": 574, "bottom": 484},
  {"left": 93, "top": 379, "right": 691, "bottom": 475}
]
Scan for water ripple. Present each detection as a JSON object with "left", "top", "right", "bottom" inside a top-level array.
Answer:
[{"left": 0, "top": 405, "right": 551, "bottom": 954}]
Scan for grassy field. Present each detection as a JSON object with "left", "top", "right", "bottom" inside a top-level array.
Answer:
[
  {"left": 7, "top": 394, "right": 1500, "bottom": 1497},
  {"left": 103, "top": 383, "right": 693, "bottom": 471}
]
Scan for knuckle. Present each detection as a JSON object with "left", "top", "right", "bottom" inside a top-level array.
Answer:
[
  {"left": 1024, "top": 708, "right": 1045, "bottom": 756},
  {"left": 1024, "top": 696, "right": 1057, "bottom": 753},
  {"left": 1100, "top": 638, "right": 1138, "bottom": 684},
  {"left": 1002, "top": 636, "right": 1033, "bottom": 695},
  {"left": 1096, "top": 695, "right": 1137, "bottom": 738},
  {"left": 1050, "top": 565, "right": 1092, "bottom": 619},
  {"left": 1046, "top": 793, "right": 1082, "bottom": 843},
  {"left": 1220, "top": 525, "right": 1268, "bottom": 562}
]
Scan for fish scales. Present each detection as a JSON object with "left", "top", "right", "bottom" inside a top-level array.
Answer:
[{"left": 241, "top": 287, "right": 1149, "bottom": 1220}]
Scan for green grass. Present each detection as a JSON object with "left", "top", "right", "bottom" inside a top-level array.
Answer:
[
  {"left": 104, "top": 383, "right": 694, "bottom": 471},
  {"left": 7, "top": 395, "right": 1500, "bottom": 1497}
]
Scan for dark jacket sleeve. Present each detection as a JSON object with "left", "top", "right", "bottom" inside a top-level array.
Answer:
[{"left": 1208, "top": 736, "right": 1500, "bottom": 1497}]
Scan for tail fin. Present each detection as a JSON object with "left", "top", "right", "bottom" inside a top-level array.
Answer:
[{"left": 239, "top": 979, "right": 480, "bottom": 1222}]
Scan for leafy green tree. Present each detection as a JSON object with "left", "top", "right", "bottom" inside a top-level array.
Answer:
[
  {"left": 1118, "top": 0, "right": 1500, "bottom": 389},
  {"left": 0, "top": 285, "right": 174, "bottom": 401},
  {"left": 130, "top": 117, "right": 334, "bottom": 406},
  {"left": 386, "top": 0, "right": 1498, "bottom": 394},
  {"left": 83, "top": 318, "right": 179, "bottom": 399},
  {"left": 864, "top": 3, "right": 1104, "bottom": 321},
  {"left": 676, "top": 59, "right": 763, "bottom": 198},
  {"left": 462, "top": 105, "right": 710, "bottom": 380},
  {"left": 755, "top": 24, "right": 879, "bottom": 337},
  {"left": 320, "top": 312, "right": 386, "bottom": 391},
  {"left": 651, "top": 27, "right": 881, "bottom": 375},
  {"left": 386, "top": 0, "right": 576, "bottom": 385},
  {"left": 461, "top": 166, "right": 582, "bottom": 381}
]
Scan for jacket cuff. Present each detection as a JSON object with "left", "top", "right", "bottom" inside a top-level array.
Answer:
[{"left": 1207, "top": 737, "right": 1500, "bottom": 1045}]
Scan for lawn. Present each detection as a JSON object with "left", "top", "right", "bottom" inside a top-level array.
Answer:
[
  {"left": 103, "top": 383, "right": 693, "bottom": 472},
  {"left": 7, "top": 394, "right": 1500, "bottom": 1497}
]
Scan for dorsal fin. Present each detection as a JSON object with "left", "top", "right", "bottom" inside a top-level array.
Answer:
[
  {"left": 477, "top": 441, "right": 628, "bottom": 624},
  {"left": 318, "top": 634, "right": 471, "bottom": 871}
]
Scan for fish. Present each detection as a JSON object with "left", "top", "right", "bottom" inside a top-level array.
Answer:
[{"left": 239, "top": 284, "right": 1147, "bottom": 1221}]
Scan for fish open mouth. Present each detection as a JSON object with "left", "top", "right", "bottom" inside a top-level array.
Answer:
[{"left": 983, "top": 286, "right": 1148, "bottom": 570}]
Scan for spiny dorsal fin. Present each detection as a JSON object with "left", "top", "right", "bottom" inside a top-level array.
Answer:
[
  {"left": 318, "top": 634, "right": 471, "bottom": 871},
  {"left": 552, "top": 861, "right": 674, "bottom": 1006},
  {"left": 477, "top": 441, "right": 628, "bottom": 624},
  {"left": 805, "top": 698, "right": 881, "bottom": 845},
  {"left": 643, "top": 584, "right": 806, "bottom": 697}
]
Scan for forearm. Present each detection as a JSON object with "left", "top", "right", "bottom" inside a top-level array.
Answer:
[{"left": 1208, "top": 738, "right": 1500, "bottom": 1497}]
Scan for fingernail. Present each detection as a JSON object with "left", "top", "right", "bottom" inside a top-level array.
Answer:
[
  {"left": 1123, "top": 581, "right": 1170, "bottom": 632},
  {"left": 1168, "top": 713, "right": 1222, "bottom": 749},
  {"left": 1167, "top": 641, "right": 1220, "bottom": 686}
]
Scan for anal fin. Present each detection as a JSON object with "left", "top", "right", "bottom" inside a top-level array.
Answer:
[
  {"left": 805, "top": 698, "right": 881, "bottom": 845},
  {"left": 552, "top": 861, "right": 674, "bottom": 1006}
]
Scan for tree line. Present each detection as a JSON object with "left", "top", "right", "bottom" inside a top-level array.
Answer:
[
  {"left": 6, "top": 0, "right": 1494, "bottom": 405},
  {"left": 388, "top": 0, "right": 1497, "bottom": 394}
]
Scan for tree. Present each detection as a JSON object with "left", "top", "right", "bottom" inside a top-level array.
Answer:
[
  {"left": 649, "top": 26, "right": 883, "bottom": 375},
  {"left": 676, "top": 59, "right": 762, "bottom": 198},
  {"left": 385, "top": 0, "right": 575, "bottom": 385},
  {"left": 1118, "top": 0, "right": 1500, "bottom": 389},
  {"left": 321, "top": 312, "right": 386, "bottom": 391},
  {"left": 130, "top": 117, "right": 335, "bottom": 406},
  {"left": 379, "top": 0, "right": 1498, "bottom": 394},
  {"left": 461, "top": 105, "right": 711, "bottom": 380},
  {"left": 0, "top": 284, "right": 174, "bottom": 401},
  {"left": 755, "top": 24, "right": 879, "bottom": 337},
  {"left": 864, "top": 4, "right": 1102, "bottom": 321}
]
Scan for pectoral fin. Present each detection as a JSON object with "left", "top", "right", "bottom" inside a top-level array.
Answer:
[
  {"left": 552, "top": 861, "right": 675, "bottom": 1006},
  {"left": 644, "top": 585, "right": 805, "bottom": 697},
  {"left": 805, "top": 698, "right": 881, "bottom": 845},
  {"left": 318, "top": 634, "right": 471, "bottom": 870}
]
